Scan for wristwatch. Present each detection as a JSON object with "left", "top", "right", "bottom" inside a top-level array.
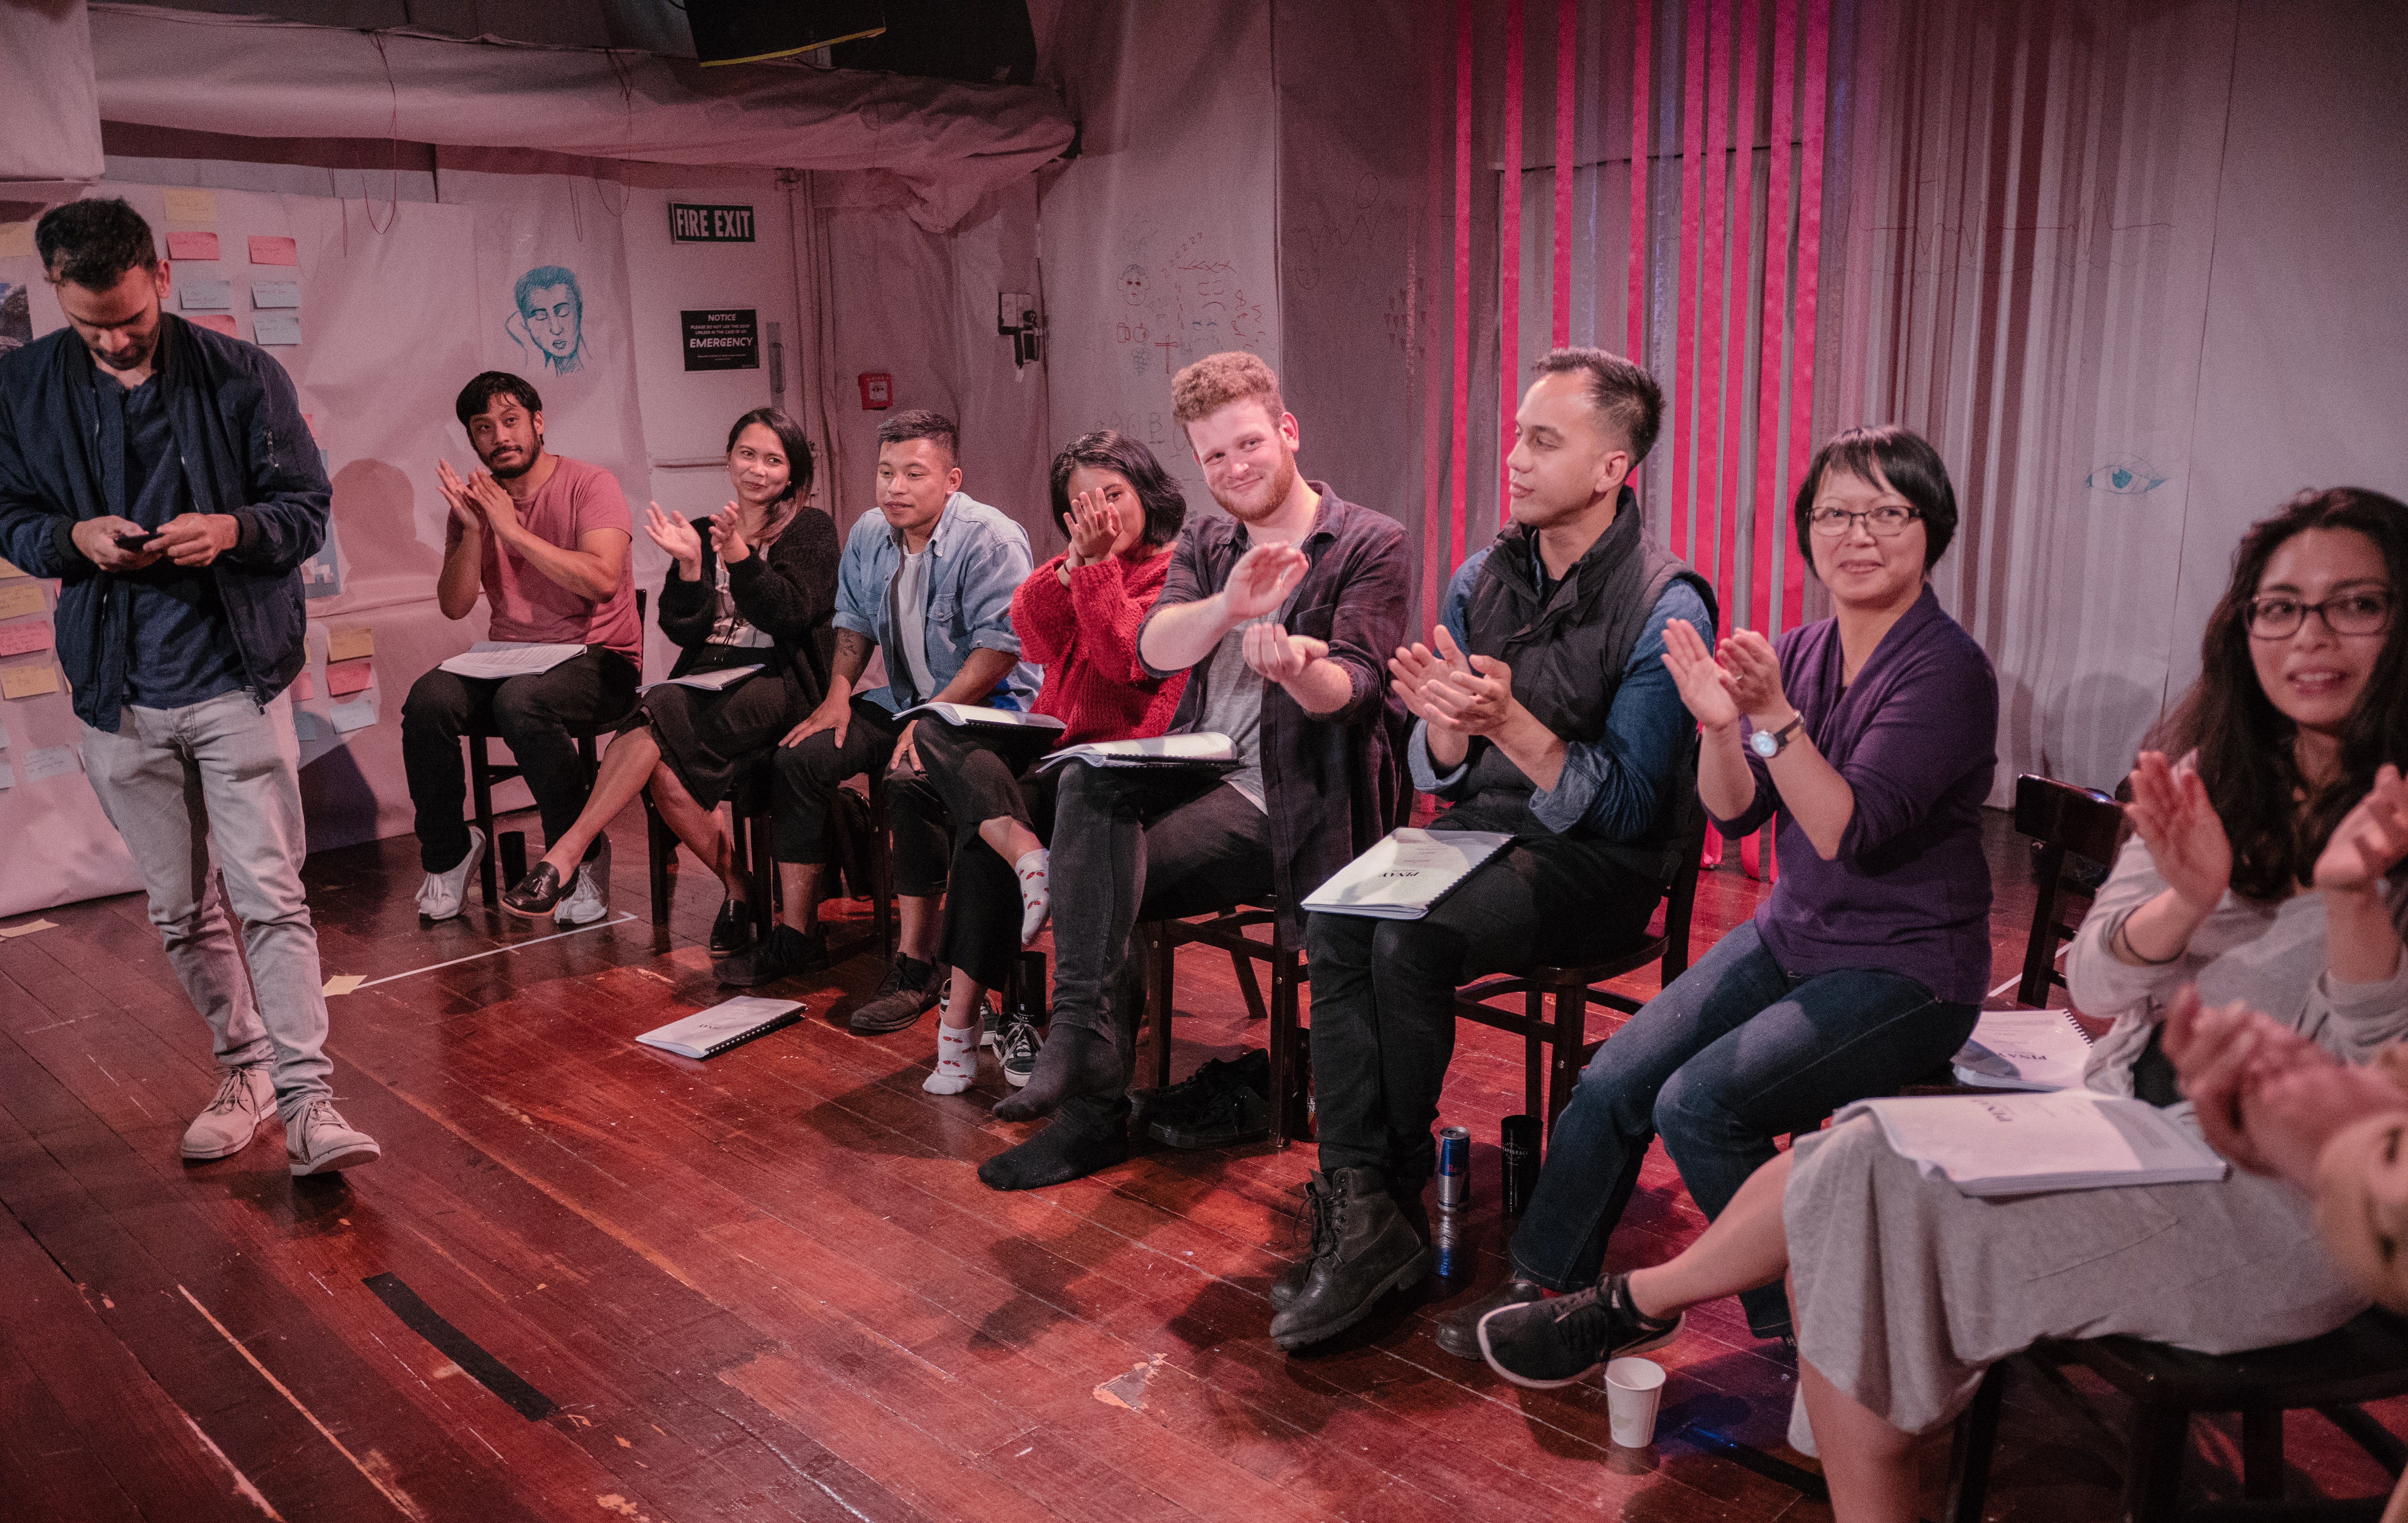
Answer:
[{"left": 1749, "top": 713, "right": 1807, "bottom": 759}]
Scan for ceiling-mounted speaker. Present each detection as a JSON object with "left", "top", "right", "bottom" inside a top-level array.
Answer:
[{"left": 687, "top": 1, "right": 886, "bottom": 66}]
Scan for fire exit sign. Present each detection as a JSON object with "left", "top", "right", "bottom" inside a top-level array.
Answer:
[{"left": 669, "top": 203, "right": 756, "bottom": 242}]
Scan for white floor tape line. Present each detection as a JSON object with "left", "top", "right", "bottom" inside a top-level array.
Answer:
[{"left": 358, "top": 912, "right": 640, "bottom": 989}]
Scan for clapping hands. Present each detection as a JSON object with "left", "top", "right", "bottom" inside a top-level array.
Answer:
[
  {"left": 1389, "top": 626, "right": 1518, "bottom": 738},
  {"left": 644, "top": 503, "right": 702, "bottom": 573},
  {"left": 1064, "top": 489, "right": 1122, "bottom": 567},
  {"left": 2125, "top": 751, "right": 2233, "bottom": 913},
  {"left": 2315, "top": 763, "right": 2408, "bottom": 893},
  {"left": 2162, "top": 986, "right": 2408, "bottom": 1187}
]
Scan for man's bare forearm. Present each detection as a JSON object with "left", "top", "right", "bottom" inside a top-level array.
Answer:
[
  {"left": 936, "top": 645, "right": 1021, "bottom": 705},
  {"left": 1139, "top": 593, "right": 1236, "bottom": 674},
  {"left": 437, "top": 530, "right": 483, "bottom": 621}
]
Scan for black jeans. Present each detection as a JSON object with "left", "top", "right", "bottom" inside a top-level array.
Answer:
[
  {"left": 400, "top": 647, "right": 638, "bottom": 872},
  {"left": 767, "top": 697, "right": 949, "bottom": 894},
  {"left": 1044, "top": 769, "right": 1273, "bottom": 1138},
  {"left": 896, "top": 724, "right": 1061, "bottom": 991},
  {"left": 1304, "top": 832, "right": 1660, "bottom": 1190}
]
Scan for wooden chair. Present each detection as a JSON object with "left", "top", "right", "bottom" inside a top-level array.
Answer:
[
  {"left": 1141, "top": 904, "right": 1308, "bottom": 1145},
  {"left": 466, "top": 591, "right": 646, "bottom": 908},
  {"left": 1450, "top": 816, "right": 1708, "bottom": 1142},
  {"left": 1937, "top": 775, "right": 2408, "bottom": 1522},
  {"left": 2013, "top": 772, "right": 2127, "bottom": 1006}
]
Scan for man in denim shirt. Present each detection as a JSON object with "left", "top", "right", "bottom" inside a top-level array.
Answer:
[
  {"left": 0, "top": 199, "right": 380, "bottom": 1177},
  {"left": 1273, "top": 350, "right": 1713, "bottom": 1350},
  {"left": 721, "top": 409, "right": 1037, "bottom": 1006}
]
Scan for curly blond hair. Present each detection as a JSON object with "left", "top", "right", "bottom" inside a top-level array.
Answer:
[{"left": 1171, "top": 351, "right": 1285, "bottom": 430}]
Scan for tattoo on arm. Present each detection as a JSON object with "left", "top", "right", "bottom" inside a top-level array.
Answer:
[{"left": 833, "top": 628, "right": 874, "bottom": 682}]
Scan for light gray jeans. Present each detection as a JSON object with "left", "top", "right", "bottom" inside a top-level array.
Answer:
[{"left": 82, "top": 688, "right": 333, "bottom": 1117}]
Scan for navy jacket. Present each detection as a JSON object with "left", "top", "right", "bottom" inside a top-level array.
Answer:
[{"left": 0, "top": 314, "right": 330, "bottom": 730}]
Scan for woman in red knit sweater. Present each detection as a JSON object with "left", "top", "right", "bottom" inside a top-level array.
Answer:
[{"left": 907, "top": 431, "right": 1189, "bottom": 1093}]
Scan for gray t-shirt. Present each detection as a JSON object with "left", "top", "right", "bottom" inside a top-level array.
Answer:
[
  {"left": 1198, "top": 627, "right": 1269, "bottom": 811},
  {"left": 893, "top": 544, "right": 938, "bottom": 702}
]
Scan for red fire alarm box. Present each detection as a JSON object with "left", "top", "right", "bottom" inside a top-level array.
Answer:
[{"left": 858, "top": 372, "right": 893, "bottom": 409}]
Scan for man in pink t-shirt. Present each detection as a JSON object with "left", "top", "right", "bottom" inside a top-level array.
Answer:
[{"left": 400, "top": 371, "right": 640, "bottom": 926}]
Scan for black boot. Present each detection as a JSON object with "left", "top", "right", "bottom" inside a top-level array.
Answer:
[
  {"left": 1268, "top": 1168, "right": 1433, "bottom": 1350},
  {"left": 1271, "top": 1173, "right": 1430, "bottom": 1311}
]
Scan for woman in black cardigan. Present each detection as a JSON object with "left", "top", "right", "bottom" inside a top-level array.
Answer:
[{"left": 502, "top": 408, "right": 838, "bottom": 949}]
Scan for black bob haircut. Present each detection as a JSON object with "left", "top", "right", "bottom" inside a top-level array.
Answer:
[
  {"left": 1791, "top": 424, "right": 1959, "bottom": 570},
  {"left": 727, "top": 406, "right": 815, "bottom": 507},
  {"left": 1047, "top": 430, "right": 1187, "bottom": 550},
  {"left": 455, "top": 371, "right": 544, "bottom": 429},
  {"left": 36, "top": 198, "right": 159, "bottom": 291},
  {"left": 1531, "top": 347, "right": 1663, "bottom": 465},
  {"left": 876, "top": 409, "right": 959, "bottom": 466}
]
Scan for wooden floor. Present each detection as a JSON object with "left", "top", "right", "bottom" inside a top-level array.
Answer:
[{"left": 2, "top": 805, "right": 2400, "bottom": 1523}]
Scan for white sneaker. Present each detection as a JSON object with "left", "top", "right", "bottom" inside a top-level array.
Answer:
[
  {"left": 415, "top": 827, "right": 486, "bottom": 921},
  {"left": 285, "top": 1097, "right": 382, "bottom": 1176},
  {"left": 181, "top": 1063, "right": 275, "bottom": 1161},
  {"left": 554, "top": 838, "right": 612, "bottom": 926}
]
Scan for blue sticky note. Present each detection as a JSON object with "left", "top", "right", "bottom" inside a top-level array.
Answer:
[
  {"left": 328, "top": 696, "right": 377, "bottom": 732},
  {"left": 254, "top": 311, "right": 302, "bottom": 346},
  {"left": 252, "top": 279, "right": 301, "bottom": 309},
  {"left": 179, "top": 279, "right": 234, "bottom": 312}
]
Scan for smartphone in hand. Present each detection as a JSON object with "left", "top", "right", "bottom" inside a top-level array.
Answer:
[{"left": 114, "top": 529, "right": 162, "bottom": 551}]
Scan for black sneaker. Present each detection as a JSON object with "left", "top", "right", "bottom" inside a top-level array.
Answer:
[
  {"left": 848, "top": 956, "right": 947, "bottom": 1034},
  {"left": 709, "top": 897, "right": 757, "bottom": 957},
  {"left": 1434, "top": 1277, "right": 1547, "bottom": 1360},
  {"left": 998, "top": 1017, "right": 1041, "bottom": 1086},
  {"left": 1135, "top": 1048, "right": 1271, "bottom": 1124},
  {"left": 1475, "top": 1272, "right": 1683, "bottom": 1388},
  {"left": 978, "top": 996, "right": 1003, "bottom": 1049},
  {"left": 1147, "top": 1080, "right": 1271, "bottom": 1149},
  {"left": 715, "top": 924, "right": 828, "bottom": 987}
]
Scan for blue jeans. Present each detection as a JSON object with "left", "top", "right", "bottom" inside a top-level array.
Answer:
[{"left": 1507, "top": 920, "right": 1979, "bottom": 1338}]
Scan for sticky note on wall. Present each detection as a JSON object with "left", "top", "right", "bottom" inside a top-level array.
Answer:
[
  {"left": 0, "top": 623, "right": 53, "bottom": 657},
  {"left": 0, "top": 224, "right": 33, "bottom": 260},
  {"left": 1, "top": 663, "right": 60, "bottom": 699},
  {"left": 328, "top": 696, "right": 378, "bottom": 733},
  {"left": 248, "top": 235, "right": 299, "bottom": 266},
  {"left": 163, "top": 188, "right": 218, "bottom": 223},
  {"left": 0, "top": 582, "right": 45, "bottom": 619},
  {"left": 254, "top": 312, "right": 301, "bottom": 346},
  {"left": 325, "top": 624, "right": 374, "bottom": 662},
  {"left": 179, "top": 279, "right": 234, "bottom": 312},
  {"left": 252, "top": 280, "right": 300, "bottom": 308},
  {"left": 23, "top": 745, "right": 77, "bottom": 781},
  {"left": 166, "top": 231, "right": 221, "bottom": 261},
  {"left": 324, "top": 659, "right": 373, "bottom": 696}
]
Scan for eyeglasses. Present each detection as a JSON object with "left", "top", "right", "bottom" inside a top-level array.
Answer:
[
  {"left": 1808, "top": 504, "right": 1920, "bottom": 538},
  {"left": 2244, "top": 589, "right": 2394, "bottom": 639}
]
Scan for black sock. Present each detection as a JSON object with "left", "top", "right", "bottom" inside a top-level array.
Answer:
[
  {"left": 978, "top": 1115, "right": 1129, "bottom": 1191},
  {"left": 991, "top": 1024, "right": 1124, "bottom": 1122}
]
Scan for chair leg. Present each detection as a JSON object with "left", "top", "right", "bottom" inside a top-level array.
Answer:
[
  {"left": 2121, "top": 1401, "right": 2194, "bottom": 1523},
  {"left": 1523, "top": 987, "right": 1546, "bottom": 1124},
  {"left": 1270, "top": 935, "right": 1300, "bottom": 1147},
  {"left": 1942, "top": 1363, "right": 2011, "bottom": 1523},
  {"left": 748, "top": 810, "right": 776, "bottom": 943},
  {"left": 1231, "top": 949, "right": 1271, "bottom": 1023},
  {"left": 468, "top": 734, "right": 500, "bottom": 907},
  {"left": 868, "top": 785, "right": 895, "bottom": 965},
  {"left": 1547, "top": 987, "right": 1586, "bottom": 1137},
  {"left": 642, "top": 788, "right": 671, "bottom": 925},
  {"left": 1147, "top": 924, "right": 1175, "bottom": 1091},
  {"left": 2241, "top": 1405, "right": 2286, "bottom": 1501}
]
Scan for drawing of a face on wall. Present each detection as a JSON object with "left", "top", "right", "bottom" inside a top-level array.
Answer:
[
  {"left": 507, "top": 265, "right": 585, "bottom": 375},
  {"left": 1120, "top": 264, "right": 1149, "bottom": 307}
]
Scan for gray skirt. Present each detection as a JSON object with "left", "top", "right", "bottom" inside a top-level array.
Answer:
[{"left": 1785, "top": 1113, "right": 2366, "bottom": 1434}]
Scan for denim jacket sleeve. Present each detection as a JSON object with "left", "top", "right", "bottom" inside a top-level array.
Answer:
[
  {"left": 831, "top": 511, "right": 889, "bottom": 647},
  {"left": 951, "top": 516, "right": 1033, "bottom": 656},
  {"left": 1528, "top": 580, "right": 1712, "bottom": 838}
]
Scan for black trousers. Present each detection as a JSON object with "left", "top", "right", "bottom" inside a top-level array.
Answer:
[
  {"left": 1304, "top": 830, "right": 1662, "bottom": 1188},
  {"left": 892, "top": 723, "right": 1062, "bottom": 992},
  {"left": 1043, "top": 769, "right": 1273, "bottom": 1139},
  {"left": 767, "top": 697, "right": 949, "bottom": 894},
  {"left": 400, "top": 647, "right": 639, "bottom": 872}
]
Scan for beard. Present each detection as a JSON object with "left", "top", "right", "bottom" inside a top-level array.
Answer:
[
  {"left": 482, "top": 434, "right": 542, "bottom": 481},
  {"left": 1212, "top": 447, "right": 1300, "bottom": 525},
  {"left": 85, "top": 328, "right": 159, "bottom": 373}
]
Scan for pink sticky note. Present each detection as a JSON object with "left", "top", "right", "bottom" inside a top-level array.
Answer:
[
  {"left": 248, "top": 235, "right": 299, "bottom": 266},
  {"left": 302, "top": 412, "right": 321, "bottom": 442},
  {"left": 324, "top": 659, "right": 373, "bottom": 696},
  {"left": 190, "top": 314, "right": 238, "bottom": 336},
  {"left": 289, "top": 670, "right": 315, "bottom": 701},
  {"left": 166, "top": 231, "right": 221, "bottom": 261},
  {"left": 0, "top": 622, "right": 53, "bottom": 657}
]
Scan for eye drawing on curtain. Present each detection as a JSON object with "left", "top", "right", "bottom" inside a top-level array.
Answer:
[
  {"left": 2087, "top": 455, "right": 2168, "bottom": 494},
  {"left": 507, "top": 265, "right": 586, "bottom": 375}
]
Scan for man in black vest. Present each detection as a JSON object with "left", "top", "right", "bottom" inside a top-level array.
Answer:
[{"left": 1272, "top": 348, "right": 1714, "bottom": 1350}]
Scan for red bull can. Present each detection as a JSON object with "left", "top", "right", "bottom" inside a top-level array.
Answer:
[{"left": 1437, "top": 1125, "right": 1471, "bottom": 1208}]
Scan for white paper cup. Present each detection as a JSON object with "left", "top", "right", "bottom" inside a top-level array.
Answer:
[{"left": 1604, "top": 1356, "right": 1668, "bottom": 1448}]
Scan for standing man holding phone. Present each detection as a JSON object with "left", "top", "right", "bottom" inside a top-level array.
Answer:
[{"left": 0, "top": 197, "right": 381, "bottom": 1176}]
